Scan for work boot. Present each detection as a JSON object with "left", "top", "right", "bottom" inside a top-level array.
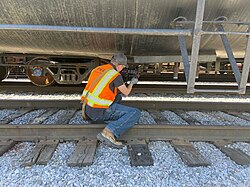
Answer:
[{"left": 97, "top": 129, "right": 124, "bottom": 149}]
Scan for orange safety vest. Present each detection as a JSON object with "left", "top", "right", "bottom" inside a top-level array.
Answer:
[{"left": 81, "top": 64, "right": 120, "bottom": 108}]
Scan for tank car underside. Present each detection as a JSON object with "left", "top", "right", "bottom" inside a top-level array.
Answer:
[{"left": 0, "top": 0, "right": 249, "bottom": 93}]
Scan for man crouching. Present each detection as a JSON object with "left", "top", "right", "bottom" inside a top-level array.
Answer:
[{"left": 81, "top": 53, "right": 141, "bottom": 149}]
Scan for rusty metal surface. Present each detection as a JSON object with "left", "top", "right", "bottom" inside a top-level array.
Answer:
[
  {"left": 0, "top": 99, "right": 250, "bottom": 111},
  {"left": 0, "top": 0, "right": 249, "bottom": 57},
  {"left": 0, "top": 124, "right": 250, "bottom": 141}
]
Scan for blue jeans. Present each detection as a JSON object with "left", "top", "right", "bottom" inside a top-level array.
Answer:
[{"left": 103, "top": 103, "right": 141, "bottom": 138}]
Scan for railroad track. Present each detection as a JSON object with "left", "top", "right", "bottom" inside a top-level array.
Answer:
[
  {"left": 1, "top": 125, "right": 250, "bottom": 167},
  {"left": 1, "top": 106, "right": 250, "bottom": 142},
  {"left": 1, "top": 106, "right": 250, "bottom": 167},
  {"left": 0, "top": 99, "right": 250, "bottom": 111},
  {"left": 1, "top": 81, "right": 249, "bottom": 95}
]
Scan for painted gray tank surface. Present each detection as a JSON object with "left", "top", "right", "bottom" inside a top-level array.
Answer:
[{"left": 0, "top": 0, "right": 249, "bottom": 58}]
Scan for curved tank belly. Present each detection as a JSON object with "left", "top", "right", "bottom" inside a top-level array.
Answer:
[{"left": 0, "top": 0, "right": 249, "bottom": 58}]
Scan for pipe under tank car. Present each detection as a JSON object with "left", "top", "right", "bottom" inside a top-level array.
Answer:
[{"left": 0, "top": 0, "right": 249, "bottom": 91}]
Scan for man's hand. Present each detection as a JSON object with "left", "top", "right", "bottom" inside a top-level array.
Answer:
[
  {"left": 130, "top": 77, "right": 138, "bottom": 85},
  {"left": 118, "top": 77, "right": 138, "bottom": 96}
]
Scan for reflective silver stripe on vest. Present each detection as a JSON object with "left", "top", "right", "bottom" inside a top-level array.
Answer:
[
  {"left": 82, "top": 89, "right": 88, "bottom": 96},
  {"left": 92, "top": 69, "right": 118, "bottom": 96},
  {"left": 86, "top": 92, "right": 113, "bottom": 106}
]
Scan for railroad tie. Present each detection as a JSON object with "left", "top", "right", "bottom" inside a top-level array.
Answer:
[
  {"left": 68, "top": 139, "right": 97, "bottom": 167},
  {"left": 127, "top": 139, "right": 154, "bottom": 166},
  {"left": 174, "top": 110, "right": 201, "bottom": 125},
  {"left": 225, "top": 111, "right": 250, "bottom": 122},
  {"left": 52, "top": 109, "right": 77, "bottom": 124},
  {"left": 21, "top": 140, "right": 59, "bottom": 167},
  {"left": 147, "top": 109, "right": 171, "bottom": 124},
  {"left": 30, "top": 109, "right": 59, "bottom": 124},
  {"left": 0, "top": 140, "right": 16, "bottom": 156},
  {"left": 171, "top": 139, "right": 210, "bottom": 167},
  {"left": 0, "top": 108, "right": 32, "bottom": 124},
  {"left": 213, "top": 141, "right": 250, "bottom": 166}
]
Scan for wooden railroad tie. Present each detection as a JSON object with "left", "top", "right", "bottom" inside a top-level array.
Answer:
[
  {"left": 30, "top": 109, "right": 59, "bottom": 124},
  {"left": 22, "top": 140, "right": 59, "bottom": 167},
  {"left": 0, "top": 140, "right": 16, "bottom": 156},
  {"left": 213, "top": 140, "right": 250, "bottom": 166},
  {"left": 174, "top": 110, "right": 201, "bottom": 125},
  {"left": 0, "top": 108, "right": 32, "bottom": 124},
  {"left": 1, "top": 139, "right": 250, "bottom": 167},
  {"left": 68, "top": 139, "right": 97, "bottom": 167},
  {"left": 225, "top": 111, "right": 250, "bottom": 122},
  {"left": 147, "top": 109, "right": 171, "bottom": 124},
  {"left": 171, "top": 139, "right": 210, "bottom": 167}
]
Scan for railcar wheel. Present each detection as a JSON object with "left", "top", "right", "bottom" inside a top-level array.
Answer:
[
  {"left": 0, "top": 66, "right": 9, "bottom": 81},
  {"left": 27, "top": 58, "right": 55, "bottom": 87}
]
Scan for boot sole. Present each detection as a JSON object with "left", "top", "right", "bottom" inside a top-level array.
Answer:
[{"left": 97, "top": 133, "right": 124, "bottom": 149}]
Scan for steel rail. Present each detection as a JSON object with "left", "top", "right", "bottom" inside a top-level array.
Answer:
[
  {"left": 1, "top": 82, "right": 248, "bottom": 94},
  {"left": 0, "top": 99, "right": 249, "bottom": 111},
  {"left": 0, "top": 124, "right": 249, "bottom": 142},
  {"left": 0, "top": 24, "right": 192, "bottom": 36}
]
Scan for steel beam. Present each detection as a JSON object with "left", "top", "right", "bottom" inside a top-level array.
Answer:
[
  {"left": 0, "top": 24, "right": 192, "bottom": 36},
  {"left": 215, "top": 24, "right": 241, "bottom": 85},
  {"left": 239, "top": 27, "right": 250, "bottom": 94},
  {"left": 175, "top": 20, "right": 250, "bottom": 26},
  {"left": 133, "top": 54, "right": 216, "bottom": 63},
  {"left": 201, "top": 31, "right": 250, "bottom": 36},
  {"left": 178, "top": 36, "right": 190, "bottom": 81},
  {"left": 187, "top": 0, "right": 206, "bottom": 93}
]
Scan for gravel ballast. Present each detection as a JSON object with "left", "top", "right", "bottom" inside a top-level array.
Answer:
[
  {"left": 2, "top": 108, "right": 250, "bottom": 126},
  {"left": 0, "top": 141, "right": 250, "bottom": 187},
  {"left": 1, "top": 91, "right": 250, "bottom": 186}
]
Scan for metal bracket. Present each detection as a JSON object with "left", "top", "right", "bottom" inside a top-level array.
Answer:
[
  {"left": 172, "top": 17, "right": 190, "bottom": 81},
  {"left": 185, "top": 2, "right": 249, "bottom": 94},
  {"left": 215, "top": 17, "right": 241, "bottom": 85},
  {"left": 178, "top": 35, "right": 190, "bottom": 81},
  {"left": 239, "top": 26, "right": 250, "bottom": 94}
]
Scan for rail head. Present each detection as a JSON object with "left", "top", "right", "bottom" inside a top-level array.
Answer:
[{"left": 0, "top": 124, "right": 249, "bottom": 142}]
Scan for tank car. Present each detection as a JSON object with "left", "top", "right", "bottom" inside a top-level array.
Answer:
[{"left": 0, "top": 0, "right": 249, "bottom": 93}]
